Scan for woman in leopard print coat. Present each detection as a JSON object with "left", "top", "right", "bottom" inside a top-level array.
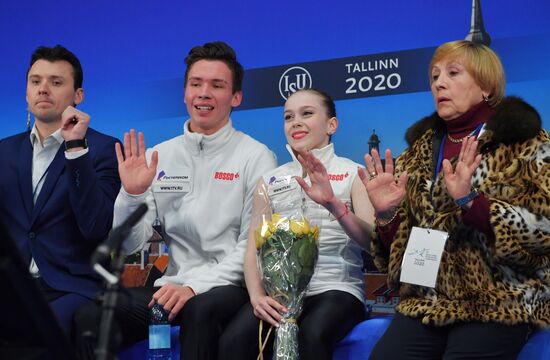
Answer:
[{"left": 363, "top": 40, "right": 550, "bottom": 359}]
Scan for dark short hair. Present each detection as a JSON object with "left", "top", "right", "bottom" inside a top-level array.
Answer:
[
  {"left": 184, "top": 41, "right": 244, "bottom": 93},
  {"left": 291, "top": 88, "right": 337, "bottom": 118},
  {"left": 27, "top": 45, "right": 83, "bottom": 90}
]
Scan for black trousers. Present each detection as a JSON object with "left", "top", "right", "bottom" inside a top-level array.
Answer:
[
  {"left": 218, "top": 290, "right": 366, "bottom": 360},
  {"left": 35, "top": 277, "right": 92, "bottom": 337},
  {"left": 73, "top": 285, "right": 249, "bottom": 360},
  {"left": 369, "top": 312, "right": 531, "bottom": 360}
]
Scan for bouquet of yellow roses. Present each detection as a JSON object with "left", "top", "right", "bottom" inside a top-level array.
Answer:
[{"left": 255, "top": 212, "right": 320, "bottom": 360}]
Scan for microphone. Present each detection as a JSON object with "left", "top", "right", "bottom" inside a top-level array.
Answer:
[{"left": 91, "top": 203, "right": 148, "bottom": 265}]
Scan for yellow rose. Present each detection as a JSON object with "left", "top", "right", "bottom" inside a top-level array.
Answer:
[
  {"left": 312, "top": 225, "right": 320, "bottom": 242},
  {"left": 272, "top": 213, "right": 291, "bottom": 232},
  {"left": 260, "top": 219, "right": 272, "bottom": 238},
  {"left": 266, "top": 221, "right": 275, "bottom": 234},
  {"left": 255, "top": 228, "right": 265, "bottom": 250},
  {"left": 271, "top": 213, "right": 282, "bottom": 224},
  {"left": 289, "top": 217, "right": 310, "bottom": 236}
]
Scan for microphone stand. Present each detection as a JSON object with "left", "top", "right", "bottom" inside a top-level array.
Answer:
[
  {"left": 94, "top": 242, "right": 126, "bottom": 360},
  {"left": 91, "top": 203, "right": 148, "bottom": 359}
]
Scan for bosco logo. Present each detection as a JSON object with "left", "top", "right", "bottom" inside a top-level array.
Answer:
[
  {"left": 279, "top": 66, "right": 312, "bottom": 100},
  {"left": 328, "top": 172, "right": 349, "bottom": 181},
  {"left": 214, "top": 171, "right": 239, "bottom": 181}
]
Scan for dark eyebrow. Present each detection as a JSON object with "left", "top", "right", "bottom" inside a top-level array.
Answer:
[
  {"left": 28, "top": 74, "right": 65, "bottom": 80},
  {"left": 212, "top": 79, "right": 229, "bottom": 84},
  {"left": 50, "top": 76, "right": 65, "bottom": 82},
  {"left": 188, "top": 77, "right": 229, "bottom": 85}
]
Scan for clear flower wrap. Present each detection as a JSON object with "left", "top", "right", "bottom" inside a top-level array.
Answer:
[{"left": 255, "top": 212, "right": 320, "bottom": 360}]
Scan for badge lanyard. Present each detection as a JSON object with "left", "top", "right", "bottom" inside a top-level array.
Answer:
[
  {"left": 428, "top": 123, "right": 484, "bottom": 228},
  {"left": 434, "top": 123, "right": 485, "bottom": 181}
]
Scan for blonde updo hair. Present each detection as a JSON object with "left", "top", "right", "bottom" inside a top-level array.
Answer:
[{"left": 429, "top": 40, "right": 505, "bottom": 107}]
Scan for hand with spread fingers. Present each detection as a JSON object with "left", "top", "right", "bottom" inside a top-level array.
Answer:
[
  {"left": 358, "top": 148, "right": 408, "bottom": 219},
  {"left": 295, "top": 151, "right": 336, "bottom": 208},
  {"left": 442, "top": 136, "right": 482, "bottom": 202},
  {"left": 115, "top": 129, "right": 159, "bottom": 195}
]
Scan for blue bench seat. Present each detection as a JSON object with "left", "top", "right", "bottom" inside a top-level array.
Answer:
[{"left": 119, "top": 316, "right": 550, "bottom": 359}]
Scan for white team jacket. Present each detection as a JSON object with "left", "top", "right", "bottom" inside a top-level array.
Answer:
[
  {"left": 262, "top": 144, "right": 365, "bottom": 302},
  {"left": 114, "top": 120, "right": 277, "bottom": 294}
]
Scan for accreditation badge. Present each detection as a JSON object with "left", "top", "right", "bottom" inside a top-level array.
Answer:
[
  {"left": 400, "top": 227, "right": 448, "bottom": 288},
  {"left": 267, "top": 175, "right": 298, "bottom": 197},
  {"left": 153, "top": 173, "right": 192, "bottom": 193}
]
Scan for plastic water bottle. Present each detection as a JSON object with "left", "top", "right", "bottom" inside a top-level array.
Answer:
[{"left": 149, "top": 303, "right": 171, "bottom": 359}]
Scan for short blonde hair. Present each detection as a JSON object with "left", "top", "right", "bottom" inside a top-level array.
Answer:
[{"left": 429, "top": 40, "right": 505, "bottom": 107}]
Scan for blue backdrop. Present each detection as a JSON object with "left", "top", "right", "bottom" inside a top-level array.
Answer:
[{"left": 1, "top": 0, "right": 549, "bottom": 164}]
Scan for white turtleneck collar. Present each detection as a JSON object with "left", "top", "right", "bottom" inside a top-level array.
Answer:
[
  {"left": 182, "top": 119, "right": 235, "bottom": 156},
  {"left": 286, "top": 143, "right": 336, "bottom": 166}
]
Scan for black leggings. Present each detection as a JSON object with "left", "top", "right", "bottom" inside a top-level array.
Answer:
[
  {"left": 218, "top": 290, "right": 366, "bottom": 360},
  {"left": 369, "top": 312, "right": 531, "bottom": 360},
  {"left": 73, "top": 285, "right": 249, "bottom": 360}
]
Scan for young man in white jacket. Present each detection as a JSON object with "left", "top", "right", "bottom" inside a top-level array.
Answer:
[{"left": 75, "top": 41, "right": 276, "bottom": 360}]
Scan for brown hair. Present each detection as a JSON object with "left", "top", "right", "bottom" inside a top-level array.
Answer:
[{"left": 288, "top": 88, "right": 336, "bottom": 118}]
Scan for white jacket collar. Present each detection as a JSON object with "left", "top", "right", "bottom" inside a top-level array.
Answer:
[
  {"left": 182, "top": 119, "right": 235, "bottom": 155},
  {"left": 286, "top": 143, "right": 336, "bottom": 166}
]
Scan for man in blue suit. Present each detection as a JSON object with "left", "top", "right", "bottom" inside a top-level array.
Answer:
[{"left": 0, "top": 45, "right": 120, "bottom": 334}]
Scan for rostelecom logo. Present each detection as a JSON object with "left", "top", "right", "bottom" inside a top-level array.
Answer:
[{"left": 279, "top": 66, "right": 312, "bottom": 100}]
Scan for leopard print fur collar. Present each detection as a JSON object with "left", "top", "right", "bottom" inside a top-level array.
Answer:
[{"left": 405, "top": 96, "right": 542, "bottom": 150}]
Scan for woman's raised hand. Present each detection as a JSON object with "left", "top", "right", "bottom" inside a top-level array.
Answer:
[
  {"left": 295, "top": 151, "right": 336, "bottom": 208},
  {"left": 358, "top": 148, "right": 407, "bottom": 218},
  {"left": 442, "top": 136, "right": 482, "bottom": 202}
]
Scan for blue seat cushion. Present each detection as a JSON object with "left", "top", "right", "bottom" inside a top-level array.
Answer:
[
  {"left": 517, "top": 326, "right": 550, "bottom": 360},
  {"left": 333, "top": 315, "right": 392, "bottom": 359},
  {"left": 119, "top": 316, "right": 550, "bottom": 360},
  {"left": 331, "top": 316, "right": 550, "bottom": 360},
  {"left": 119, "top": 326, "right": 180, "bottom": 360}
]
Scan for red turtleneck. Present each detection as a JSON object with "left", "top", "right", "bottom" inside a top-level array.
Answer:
[{"left": 441, "top": 100, "right": 493, "bottom": 162}]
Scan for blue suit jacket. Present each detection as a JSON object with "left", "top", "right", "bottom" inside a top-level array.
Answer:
[{"left": 0, "top": 128, "right": 121, "bottom": 299}]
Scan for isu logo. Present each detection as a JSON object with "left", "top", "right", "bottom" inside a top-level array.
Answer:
[
  {"left": 328, "top": 172, "right": 349, "bottom": 181},
  {"left": 214, "top": 171, "right": 240, "bottom": 181},
  {"left": 279, "top": 66, "right": 312, "bottom": 100}
]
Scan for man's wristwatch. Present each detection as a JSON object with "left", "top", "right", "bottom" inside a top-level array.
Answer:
[
  {"left": 454, "top": 188, "right": 479, "bottom": 207},
  {"left": 65, "top": 138, "right": 88, "bottom": 151}
]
